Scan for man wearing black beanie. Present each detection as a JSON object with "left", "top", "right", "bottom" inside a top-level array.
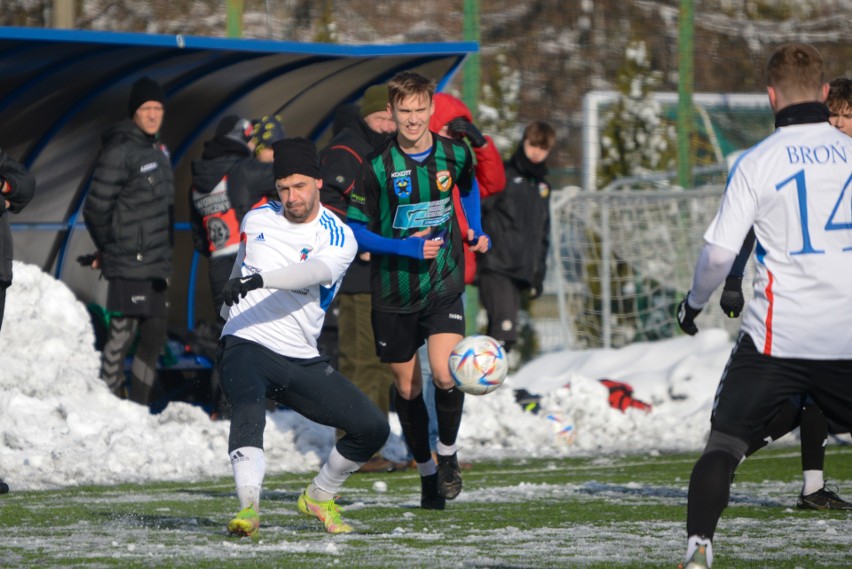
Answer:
[
  {"left": 216, "top": 136, "right": 388, "bottom": 536},
  {"left": 82, "top": 75, "right": 173, "bottom": 407}
]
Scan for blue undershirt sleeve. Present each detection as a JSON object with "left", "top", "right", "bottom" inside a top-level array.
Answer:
[
  {"left": 459, "top": 178, "right": 483, "bottom": 236},
  {"left": 348, "top": 220, "right": 425, "bottom": 259}
]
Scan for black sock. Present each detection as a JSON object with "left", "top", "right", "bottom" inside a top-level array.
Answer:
[
  {"left": 434, "top": 384, "right": 465, "bottom": 449},
  {"left": 394, "top": 389, "right": 432, "bottom": 463},
  {"left": 687, "top": 450, "right": 740, "bottom": 540},
  {"left": 799, "top": 403, "right": 828, "bottom": 472}
]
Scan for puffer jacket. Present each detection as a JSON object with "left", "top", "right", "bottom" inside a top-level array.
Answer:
[
  {"left": 0, "top": 149, "right": 36, "bottom": 283},
  {"left": 429, "top": 93, "right": 505, "bottom": 284},
  {"left": 83, "top": 119, "right": 174, "bottom": 281}
]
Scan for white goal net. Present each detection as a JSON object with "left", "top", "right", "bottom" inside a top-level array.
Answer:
[{"left": 543, "top": 186, "right": 752, "bottom": 350}]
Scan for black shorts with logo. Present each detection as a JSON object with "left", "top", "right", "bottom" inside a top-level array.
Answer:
[
  {"left": 106, "top": 278, "right": 168, "bottom": 318},
  {"left": 371, "top": 293, "right": 465, "bottom": 363},
  {"left": 712, "top": 333, "right": 852, "bottom": 442}
]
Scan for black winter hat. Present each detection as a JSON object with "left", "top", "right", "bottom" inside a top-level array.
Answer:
[
  {"left": 128, "top": 76, "right": 165, "bottom": 117},
  {"left": 272, "top": 137, "right": 320, "bottom": 180},
  {"left": 215, "top": 115, "right": 254, "bottom": 146}
]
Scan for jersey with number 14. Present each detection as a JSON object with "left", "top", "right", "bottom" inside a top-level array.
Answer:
[
  {"left": 704, "top": 121, "right": 852, "bottom": 359},
  {"left": 348, "top": 134, "right": 473, "bottom": 313}
]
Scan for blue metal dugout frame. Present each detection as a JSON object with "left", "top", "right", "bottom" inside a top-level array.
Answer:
[{"left": 1, "top": 27, "right": 475, "bottom": 334}]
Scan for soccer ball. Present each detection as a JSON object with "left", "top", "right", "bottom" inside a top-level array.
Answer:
[{"left": 448, "top": 335, "right": 508, "bottom": 395}]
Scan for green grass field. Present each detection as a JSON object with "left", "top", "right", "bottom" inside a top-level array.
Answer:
[{"left": 1, "top": 446, "right": 850, "bottom": 568}]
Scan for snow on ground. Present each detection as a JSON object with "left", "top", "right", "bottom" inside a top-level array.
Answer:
[{"left": 0, "top": 262, "right": 739, "bottom": 491}]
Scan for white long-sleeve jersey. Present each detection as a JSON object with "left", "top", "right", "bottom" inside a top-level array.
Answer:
[
  {"left": 701, "top": 121, "right": 852, "bottom": 359},
  {"left": 221, "top": 201, "right": 356, "bottom": 359}
]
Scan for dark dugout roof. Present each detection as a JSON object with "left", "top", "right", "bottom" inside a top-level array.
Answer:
[{"left": 2, "top": 27, "right": 475, "bottom": 330}]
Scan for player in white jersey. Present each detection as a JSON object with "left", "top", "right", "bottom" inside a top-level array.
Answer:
[
  {"left": 674, "top": 44, "right": 852, "bottom": 568},
  {"left": 218, "top": 138, "right": 389, "bottom": 537}
]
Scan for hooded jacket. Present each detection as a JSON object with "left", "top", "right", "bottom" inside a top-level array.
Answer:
[
  {"left": 83, "top": 119, "right": 174, "bottom": 281},
  {"left": 189, "top": 136, "right": 274, "bottom": 258},
  {"left": 429, "top": 93, "right": 506, "bottom": 284},
  {"left": 479, "top": 144, "right": 551, "bottom": 290}
]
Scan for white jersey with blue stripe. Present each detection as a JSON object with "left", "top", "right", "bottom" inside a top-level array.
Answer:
[
  {"left": 221, "top": 201, "right": 356, "bottom": 359},
  {"left": 704, "top": 121, "right": 852, "bottom": 358}
]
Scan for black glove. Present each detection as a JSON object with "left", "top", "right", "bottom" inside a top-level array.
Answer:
[
  {"left": 529, "top": 275, "right": 545, "bottom": 299},
  {"left": 676, "top": 296, "right": 702, "bottom": 336},
  {"left": 719, "top": 276, "right": 744, "bottom": 318},
  {"left": 222, "top": 273, "right": 263, "bottom": 306},
  {"left": 446, "top": 118, "right": 487, "bottom": 148},
  {"left": 76, "top": 253, "right": 98, "bottom": 267}
]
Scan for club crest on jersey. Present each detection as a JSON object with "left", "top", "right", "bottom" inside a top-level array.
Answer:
[
  {"left": 539, "top": 182, "right": 550, "bottom": 198},
  {"left": 300, "top": 246, "right": 313, "bottom": 261},
  {"left": 436, "top": 170, "right": 452, "bottom": 192},
  {"left": 393, "top": 176, "right": 412, "bottom": 198}
]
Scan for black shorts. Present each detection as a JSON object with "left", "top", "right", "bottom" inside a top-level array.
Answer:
[
  {"left": 711, "top": 333, "right": 852, "bottom": 442},
  {"left": 371, "top": 293, "right": 465, "bottom": 363},
  {"left": 107, "top": 278, "right": 168, "bottom": 318}
]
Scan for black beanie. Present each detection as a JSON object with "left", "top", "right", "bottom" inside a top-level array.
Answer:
[
  {"left": 273, "top": 137, "right": 320, "bottom": 179},
  {"left": 128, "top": 76, "right": 165, "bottom": 117},
  {"left": 215, "top": 115, "right": 254, "bottom": 145}
]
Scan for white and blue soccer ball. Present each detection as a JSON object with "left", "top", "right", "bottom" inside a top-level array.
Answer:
[{"left": 448, "top": 335, "right": 508, "bottom": 395}]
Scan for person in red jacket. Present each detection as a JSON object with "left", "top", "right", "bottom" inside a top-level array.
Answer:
[{"left": 428, "top": 93, "right": 506, "bottom": 286}]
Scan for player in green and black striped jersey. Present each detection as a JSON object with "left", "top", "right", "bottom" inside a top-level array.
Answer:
[
  {"left": 346, "top": 71, "right": 491, "bottom": 511},
  {"left": 349, "top": 132, "right": 472, "bottom": 313}
]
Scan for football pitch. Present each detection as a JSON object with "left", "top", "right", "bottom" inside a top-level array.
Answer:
[{"left": 1, "top": 446, "right": 850, "bottom": 568}]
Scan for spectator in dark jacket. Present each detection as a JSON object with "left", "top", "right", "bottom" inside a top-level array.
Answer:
[
  {"left": 0, "top": 149, "right": 35, "bottom": 336},
  {"left": 82, "top": 76, "right": 174, "bottom": 406},
  {"left": 189, "top": 114, "right": 277, "bottom": 418},
  {"left": 318, "top": 85, "right": 401, "bottom": 472},
  {"left": 190, "top": 115, "right": 275, "bottom": 316},
  {"left": 479, "top": 121, "right": 556, "bottom": 352}
]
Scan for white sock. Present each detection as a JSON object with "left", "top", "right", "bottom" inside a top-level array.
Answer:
[
  {"left": 230, "top": 446, "right": 265, "bottom": 511},
  {"left": 436, "top": 441, "right": 457, "bottom": 457},
  {"left": 802, "top": 470, "right": 824, "bottom": 496},
  {"left": 313, "top": 446, "right": 361, "bottom": 497},
  {"left": 416, "top": 460, "right": 437, "bottom": 477},
  {"left": 685, "top": 535, "right": 713, "bottom": 567}
]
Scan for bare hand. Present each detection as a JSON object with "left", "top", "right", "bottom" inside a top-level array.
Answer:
[
  {"left": 467, "top": 229, "right": 490, "bottom": 253},
  {"left": 421, "top": 239, "right": 442, "bottom": 259}
]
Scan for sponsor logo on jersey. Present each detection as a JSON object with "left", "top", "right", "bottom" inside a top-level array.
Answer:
[
  {"left": 436, "top": 170, "right": 452, "bottom": 192},
  {"left": 391, "top": 169, "right": 412, "bottom": 178},
  {"left": 449, "top": 312, "right": 463, "bottom": 321},
  {"left": 393, "top": 176, "right": 412, "bottom": 198},
  {"left": 392, "top": 197, "right": 453, "bottom": 230},
  {"left": 140, "top": 162, "right": 158, "bottom": 173},
  {"left": 131, "top": 295, "right": 147, "bottom": 304},
  {"left": 255, "top": 232, "right": 265, "bottom": 242},
  {"left": 300, "top": 246, "right": 313, "bottom": 261}
]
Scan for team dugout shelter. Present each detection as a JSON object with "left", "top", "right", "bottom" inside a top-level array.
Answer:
[{"left": 2, "top": 27, "right": 475, "bottom": 342}]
